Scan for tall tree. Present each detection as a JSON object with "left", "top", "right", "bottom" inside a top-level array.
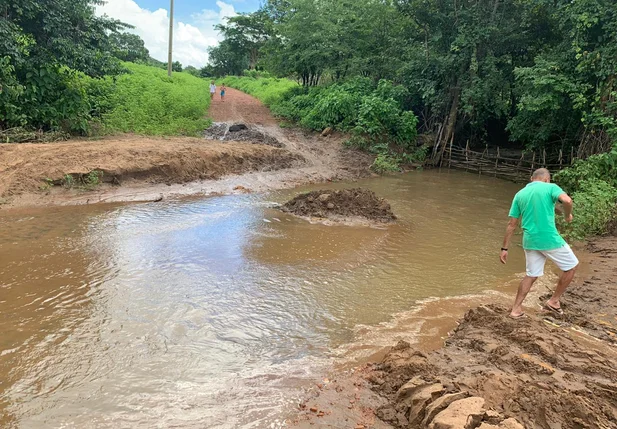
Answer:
[
  {"left": 1, "top": 0, "right": 127, "bottom": 76},
  {"left": 207, "top": 40, "right": 249, "bottom": 76},
  {"left": 109, "top": 32, "right": 150, "bottom": 63},
  {"left": 0, "top": 0, "right": 128, "bottom": 131},
  {"left": 212, "top": 0, "right": 617, "bottom": 156},
  {"left": 215, "top": 10, "right": 272, "bottom": 70}
]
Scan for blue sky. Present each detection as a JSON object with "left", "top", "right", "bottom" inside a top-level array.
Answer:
[
  {"left": 96, "top": 0, "right": 262, "bottom": 67},
  {"left": 138, "top": 0, "right": 262, "bottom": 20}
]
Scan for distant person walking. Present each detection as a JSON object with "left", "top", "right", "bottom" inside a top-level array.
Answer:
[
  {"left": 500, "top": 168, "right": 578, "bottom": 319},
  {"left": 220, "top": 85, "right": 226, "bottom": 102},
  {"left": 210, "top": 81, "right": 216, "bottom": 100}
]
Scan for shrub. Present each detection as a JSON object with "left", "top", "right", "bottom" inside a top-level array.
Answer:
[
  {"left": 243, "top": 69, "right": 272, "bottom": 79},
  {"left": 357, "top": 96, "right": 402, "bottom": 138},
  {"left": 270, "top": 94, "right": 316, "bottom": 121},
  {"left": 558, "top": 179, "right": 617, "bottom": 240},
  {"left": 338, "top": 77, "right": 375, "bottom": 98},
  {"left": 397, "top": 111, "right": 419, "bottom": 148},
  {"left": 376, "top": 79, "right": 410, "bottom": 108},
  {"left": 1, "top": 63, "right": 93, "bottom": 134},
  {"left": 554, "top": 147, "right": 617, "bottom": 194},
  {"left": 401, "top": 145, "right": 429, "bottom": 164},
  {"left": 101, "top": 63, "right": 211, "bottom": 136},
  {"left": 371, "top": 153, "right": 401, "bottom": 173},
  {"left": 301, "top": 90, "right": 359, "bottom": 130},
  {"left": 554, "top": 145, "right": 617, "bottom": 239},
  {"left": 221, "top": 75, "right": 421, "bottom": 169}
]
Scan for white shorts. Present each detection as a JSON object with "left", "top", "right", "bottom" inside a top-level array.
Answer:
[{"left": 524, "top": 245, "right": 579, "bottom": 277}]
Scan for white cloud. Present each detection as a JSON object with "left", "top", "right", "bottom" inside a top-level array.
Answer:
[{"left": 96, "top": 0, "right": 237, "bottom": 67}]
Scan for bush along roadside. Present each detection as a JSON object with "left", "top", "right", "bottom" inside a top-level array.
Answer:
[
  {"left": 220, "top": 75, "right": 429, "bottom": 172},
  {"left": 1, "top": 62, "right": 212, "bottom": 141},
  {"left": 554, "top": 145, "right": 617, "bottom": 240},
  {"left": 98, "top": 63, "right": 212, "bottom": 136}
]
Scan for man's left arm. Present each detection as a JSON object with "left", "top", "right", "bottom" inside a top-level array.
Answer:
[{"left": 552, "top": 185, "right": 573, "bottom": 223}]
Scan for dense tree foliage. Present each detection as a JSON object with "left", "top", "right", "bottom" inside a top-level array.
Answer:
[
  {"left": 109, "top": 32, "right": 150, "bottom": 63},
  {"left": 0, "top": 0, "right": 188, "bottom": 134},
  {"left": 0, "top": 0, "right": 127, "bottom": 132},
  {"left": 184, "top": 65, "right": 200, "bottom": 77},
  {"left": 213, "top": 0, "right": 617, "bottom": 158},
  {"left": 207, "top": 40, "right": 250, "bottom": 77},
  {"left": 215, "top": 11, "right": 272, "bottom": 71}
]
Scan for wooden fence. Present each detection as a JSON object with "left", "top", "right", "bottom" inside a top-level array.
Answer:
[{"left": 440, "top": 142, "right": 575, "bottom": 183}]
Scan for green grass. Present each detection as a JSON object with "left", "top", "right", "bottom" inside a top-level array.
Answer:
[
  {"left": 219, "top": 76, "right": 299, "bottom": 107},
  {"left": 101, "top": 63, "right": 211, "bottom": 136}
]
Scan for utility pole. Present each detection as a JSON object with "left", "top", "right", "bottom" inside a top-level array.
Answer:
[{"left": 167, "top": 0, "right": 174, "bottom": 77}]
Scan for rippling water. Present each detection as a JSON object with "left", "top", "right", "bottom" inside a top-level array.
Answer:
[{"left": 0, "top": 170, "right": 525, "bottom": 428}]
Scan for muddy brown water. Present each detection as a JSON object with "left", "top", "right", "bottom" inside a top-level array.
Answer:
[{"left": 0, "top": 170, "right": 528, "bottom": 428}]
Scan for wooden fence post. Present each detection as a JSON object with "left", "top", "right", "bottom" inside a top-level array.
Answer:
[
  {"left": 517, "top": 152, "right": 525, "bottom": 182},
  {"left": 479, "top": 145, "right": 487, "bottom": 176},
  {"left": 465, "top": 141, "right": 470, "bottom": 172},
  {"left": 559, "top": 149, "right": 563, "bottom": 169},
  {"left": 570, "top": 147, "right": 575, "bottom": 165},
  {"left": 531, "top": 152, "right": 536, "bottom": 173},
  {"left": 542, "top": 149, "right": 546, "bottom": 167},
  {"left": 494, "top": 147, "right": 500, "bottom": 177},
  {"left": 448, "top": 138, "right": 454, "bottom": 168}
]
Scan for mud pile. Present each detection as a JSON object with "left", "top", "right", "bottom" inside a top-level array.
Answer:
[
  {"left": 281, "top": 188, "right": 396, "bottom": 223},
  {"left": 204, "top": 122, "right": 283, "bottom": 147},
  {"left": 369, "top": 302, "right": 617, "bottom": 429}
]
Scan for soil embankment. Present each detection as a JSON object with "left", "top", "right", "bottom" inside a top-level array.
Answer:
[
  {"left": 281, "top": 188, "right": 397, "bottom": 224},
  {"left": 292, "top": 236, "right": 617, "bottom": 429},
  {"left": 0, "top": 136, "right": 301, "bottom": 202},
  {"left": 0, "top": 87, "right": 372, "bottom": 209}
]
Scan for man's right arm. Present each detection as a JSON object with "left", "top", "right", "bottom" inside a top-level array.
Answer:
[{"left": 500, "top": 217, "right": 519, "bottom": 264}]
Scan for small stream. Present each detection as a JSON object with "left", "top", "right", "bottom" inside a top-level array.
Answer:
[{"left": 0, "top": 169, "right": 526, "bottom": 428}]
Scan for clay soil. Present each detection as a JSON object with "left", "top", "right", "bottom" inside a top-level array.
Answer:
[
  {"left": 0, "top": 87, "right": 372, "bottom": 209},
  {"left": 281, "top": 188, "right": 397, "bottom": 223},
  {"left": 0, "top": 136, "right": 301, "bottom": 198},
  {"left": 292, "top": 236, "right": 617, "bottom": 429}
]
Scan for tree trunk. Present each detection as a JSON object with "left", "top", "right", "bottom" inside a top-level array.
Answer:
[
  {"left": 249, "top": 48, "right": 258, "bottom": 70},
  {"left": 433, "top": 83, "right": 461, "bottom": 162},
  {"left": 442, "top": 86, "right": 461, "bottom": 150}
]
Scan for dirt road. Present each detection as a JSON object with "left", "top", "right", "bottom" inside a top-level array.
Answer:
[
  {"left": 209, "top": 87, "right": 278, "bottom": 126},
  {"left": 0, "top": 88, "right": 371, "bottom": 209},
  {"left": 292, "top": 237, "right": 617, "bottom": 429}
]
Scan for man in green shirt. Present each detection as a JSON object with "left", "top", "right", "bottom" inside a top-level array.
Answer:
[{"left": 500, "top": 168, "right": 578, "bottom": 318}]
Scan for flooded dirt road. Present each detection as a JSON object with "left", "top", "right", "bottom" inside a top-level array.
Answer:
[{"left": 0, "top": 170, "right": 526, "bottom": 428}]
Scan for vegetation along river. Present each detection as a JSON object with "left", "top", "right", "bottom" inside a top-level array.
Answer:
[{"left": 0, "top": 170, "right": 527, "bottom": 428}]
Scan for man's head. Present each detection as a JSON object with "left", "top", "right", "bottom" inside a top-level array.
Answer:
[{"left": 531, "top": 168, "right": 551, "bottom": 183}]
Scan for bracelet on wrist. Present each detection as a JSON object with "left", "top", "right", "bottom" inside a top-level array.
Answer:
[{"left": 501, "top": 248, "right": 508, "bottom": 251}]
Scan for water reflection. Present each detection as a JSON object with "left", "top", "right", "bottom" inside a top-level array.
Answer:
[{"left": 0, "top": 170, "right": 525, "bottom": 428}]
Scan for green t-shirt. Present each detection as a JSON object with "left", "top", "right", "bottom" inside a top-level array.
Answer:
[{"left": 508, "top": 182, "right": 566, "bottom": 251}]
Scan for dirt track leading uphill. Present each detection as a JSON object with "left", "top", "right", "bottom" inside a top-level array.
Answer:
[{"left": 0, "top": 87, "right": 372, "bottom": 209}]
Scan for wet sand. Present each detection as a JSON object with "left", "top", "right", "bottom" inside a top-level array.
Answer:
[{"left": 292, "top": 236, "right": 617, "bottom": 429}]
